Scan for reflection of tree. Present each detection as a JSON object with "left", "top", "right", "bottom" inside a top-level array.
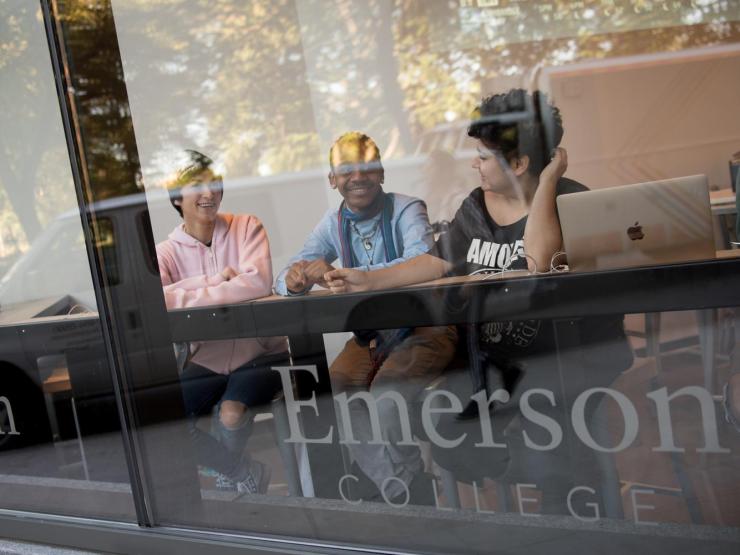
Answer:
[
  {"left": 0, "top": 2, "right": 51, "bottom": 242},
  {"left": 0, "top": 187, "right": 28, "bottom": 262},
  {"left": 3, "top": 0, "right": 735, "bottom": 265},
  {"left": 57, "top": 0, "right": 142, "bottom": 201},
  {"left": 395, "top": 1, "right": 482, "bottom": 131},
  {"left": 105, "top": 0, "right": 417, "bottom": 178},
  {"left": 11, "top": 0, "right": 737, "bottom": 213},
  {"left": 108, "top": 0, "right": 322, "bottom": 180},
  {"left": 394, "top": 0, "right": 740, "bottom": 132},
  {"left": 295, "top": 0, "right": 414, "bottom": 156}
]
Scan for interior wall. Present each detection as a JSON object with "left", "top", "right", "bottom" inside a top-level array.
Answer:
[{"left": 546, "top": 44, "right": 740, "bottom": 190}]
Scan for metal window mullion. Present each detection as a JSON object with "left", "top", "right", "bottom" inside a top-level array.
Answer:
[{"left": 39, "top": 0, "right": 155, "bottom": 528}]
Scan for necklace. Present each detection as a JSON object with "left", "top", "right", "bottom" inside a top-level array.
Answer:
[{"left": 349, "top": 219, "right": 380, "bottom": 262}]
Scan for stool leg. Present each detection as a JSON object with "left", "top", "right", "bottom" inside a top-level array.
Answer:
[
  {"left": 696, "top": 309, "right": 717, "bottom": 395},
  {"left": 496, "top": 482, "right": 513, "bottom": 512},
  {"left": 44, "top": 392, "right": 61, "bottom": 442},
  {"left": 592, "top": 402, "right": 624, "bottom": 519},
  {"left": 272, "top": 397, "right": 303, "bottom": 497},
  {"left": 438, "top": 467, "right": 460, "bottom": 509},
  {"left": 645, "top": 313, "right": 662, "bottom": 375},
  {"left": 70, "top": 397, "right": 90, "bottom": 481}
]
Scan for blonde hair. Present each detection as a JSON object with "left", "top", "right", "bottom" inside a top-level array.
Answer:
[{"left": 329, "top": 132, "right": 381, "bottom": 169}]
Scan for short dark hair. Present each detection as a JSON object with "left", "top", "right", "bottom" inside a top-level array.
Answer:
[
  {"left": 467, "top": 89, "right": 563, "bottom": 176},
  {"left": 166, "top": 150, "right": 222, "bottom": 217}
]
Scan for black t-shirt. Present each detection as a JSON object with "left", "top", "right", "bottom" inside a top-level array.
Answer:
[
  {"left": 431, "top": 177, "right": 588, "bottom": 357},
  {"left": 432, "top": 177, "right": 587, "bottom": 275}
]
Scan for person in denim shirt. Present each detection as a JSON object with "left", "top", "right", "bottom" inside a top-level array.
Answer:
[{"left": 275, "top": 132, "right": 457, "bottom": 505}]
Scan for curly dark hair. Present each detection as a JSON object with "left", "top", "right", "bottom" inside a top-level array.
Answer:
[
  {"left": 166, "top": 150, "right": 222, "bottom": 217},
  {"left": 467, "top": 89, "right": 563, "bottom": 177}
]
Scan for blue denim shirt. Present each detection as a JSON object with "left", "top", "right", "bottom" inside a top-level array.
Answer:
[{"left": 274, "top": 192, "right": 433, "bottom": 295}]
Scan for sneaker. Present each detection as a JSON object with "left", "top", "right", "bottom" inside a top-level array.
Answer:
[
  {"left": 198, "top": 466, "right": 235, "bottom": 491},
  {"left": 215, "top": 472, "right": 236, "bottom": 491},
  {"left": 197, "top": 466, "right": 242, "bottom": 492},
  {"left": 235, "top": 459, "right": 271, "bottom": 495}
]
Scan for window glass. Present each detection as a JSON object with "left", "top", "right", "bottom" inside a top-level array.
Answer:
[
  {"left": 70, "top": 0, "right": 740, "bottom": 552},
  {"left": 0, "top": 2, "right": 135, "bottom": 521}
]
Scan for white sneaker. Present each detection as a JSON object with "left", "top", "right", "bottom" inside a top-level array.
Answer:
[
  {"left": 215, "top": 472, "right": 236, "bottom": 491},
  {"left": 198, "top": 466, "right": 236, "bottom": 492},
  {"left": 235, "top": 459, "right": 271, "bottom": 495}
]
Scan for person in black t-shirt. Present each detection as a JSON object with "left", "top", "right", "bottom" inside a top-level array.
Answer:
[{"left": 325, "top": 89, "right": 633, "bottom": 515}]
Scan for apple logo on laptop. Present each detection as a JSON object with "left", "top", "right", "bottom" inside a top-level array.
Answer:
[{"left": 627, "top": 222, "right": 644, "bottom": 241}]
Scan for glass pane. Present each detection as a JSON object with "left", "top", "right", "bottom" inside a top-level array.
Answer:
[
  {"left": 72, "top": 0, "right": 740, "bottom": 552},
  {"left": 0, "top": 1, "right": 135, "bottom": 521}
]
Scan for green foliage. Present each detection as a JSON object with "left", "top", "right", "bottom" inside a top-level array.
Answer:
[
  {"left": 59, "top": 0, "right": 143, "bottom": 201},
  {"left": 2, "top": 0, "right": 739, "bottom": 248},
  {"left": 393, "top": 0, "right": 740, "bottom": 133}
]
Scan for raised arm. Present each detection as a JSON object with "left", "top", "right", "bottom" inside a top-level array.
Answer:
[{"left": 522, "top": 147, "right": 568, "bottom": 273}]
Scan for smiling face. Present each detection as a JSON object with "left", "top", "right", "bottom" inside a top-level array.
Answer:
[
  {"left": 330, "top": 161, "right": 384, "bottom": 212},
  {"left": 174, "top": 169, "right": 223, "bottom": 226},
  {"left": 328, "top": 133, "right": 384, "bottom": 213}
]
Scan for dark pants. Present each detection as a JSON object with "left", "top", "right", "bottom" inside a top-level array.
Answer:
[
  {"left": 433, "top": 319, "right": 631, "bottom": 516},
  {"left": 180, "top": 352, "right": 287, "bottom": 478}
]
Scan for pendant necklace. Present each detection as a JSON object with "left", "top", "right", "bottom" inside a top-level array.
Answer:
[{"left": 350, "top": 220, "right": 380, "bottom": 262}]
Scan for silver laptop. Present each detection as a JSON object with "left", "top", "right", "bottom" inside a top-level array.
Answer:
[{"left": 557, "top": 175, "right": 715, "bottom": 272}]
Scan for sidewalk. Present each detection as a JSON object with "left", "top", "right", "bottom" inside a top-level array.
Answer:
[{"left": 0, "top": 539, "right": 104, "bottom": 555}]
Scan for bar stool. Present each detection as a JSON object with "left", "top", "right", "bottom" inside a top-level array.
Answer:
[
  {"left": 37, "top": 354, "right": 90, "bottom": 480},
  {"left": 634, "top": 311, "right": 717, "bottom": 394}
]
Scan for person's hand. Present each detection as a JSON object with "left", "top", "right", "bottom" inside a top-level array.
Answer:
[
  {"left": 221, "top": 266, "right": 239, "bottom": 281},
  {"left": 539, "top": 147, "right": 568, "bottom": 186},
  {"left": 324, "top": 268, "right": 371, "bottom": 294},
  {"left": 285, "top": 260, "right": 309, "bottom": 293},
  {"left": 303, "top": 259, "right": 335, "bottom": 288}
]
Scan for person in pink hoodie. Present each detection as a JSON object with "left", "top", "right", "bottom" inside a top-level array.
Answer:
[{"left": 157, "top": 150, "right": 288, "bottom": 495}]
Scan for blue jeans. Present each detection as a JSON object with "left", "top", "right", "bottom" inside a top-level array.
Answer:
[{"left": 180, "top": 352, "right": 287, "bottom": 478}]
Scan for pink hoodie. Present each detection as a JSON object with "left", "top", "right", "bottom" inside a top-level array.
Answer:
[{"left": 156, "top": 213, "right": 287, "bottom": 375}]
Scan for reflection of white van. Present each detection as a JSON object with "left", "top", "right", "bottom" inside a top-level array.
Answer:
[
  {"left": 0, "top": 192, "right": 171, "bottom": 312},
  {"left": 0, "top": 209, "right": 95, "bottom": 310},
  {"left": 0, "top": 192, "right": 168, "bottom": 452}
]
